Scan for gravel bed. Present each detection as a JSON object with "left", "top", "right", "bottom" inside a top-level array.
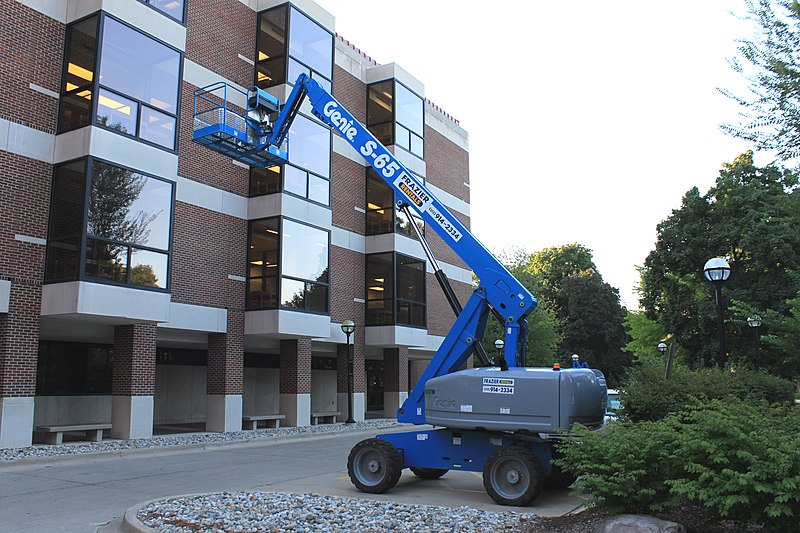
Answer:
[
  {"left": 0, "top": 419, "right": 398, "bottom": 463},
  {"left": 138, "top": 491, "right": 534, "bottom": 532}
]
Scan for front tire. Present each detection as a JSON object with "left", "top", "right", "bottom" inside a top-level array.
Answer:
[
  {"left": 347, "top": 438, "right": 402, "bottom": 494},
  {"left": 482, "top": 446, "right": 544, "bottom": 506}
]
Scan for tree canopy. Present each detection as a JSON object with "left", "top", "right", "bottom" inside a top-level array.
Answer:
[
  {"left": 640, "top": 152, "right": 800, "bottom": 379},
  {"left": 721, "top": 0, "right": 800, "bottom": 163}
]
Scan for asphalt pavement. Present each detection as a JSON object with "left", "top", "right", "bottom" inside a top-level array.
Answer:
[{"left": 0, "top": 425, "right": 584, "bottom": 532}]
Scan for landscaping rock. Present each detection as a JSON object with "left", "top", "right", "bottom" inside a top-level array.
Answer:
[{"left": 594, "top": 514, "right": 686, "bottom": 533}]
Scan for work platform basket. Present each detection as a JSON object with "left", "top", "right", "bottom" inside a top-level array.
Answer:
[{"left": 192, "top": 82, "right": 287, "bottom": 168}]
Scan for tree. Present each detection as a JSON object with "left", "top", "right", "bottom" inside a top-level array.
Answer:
[
  {"left": 477, "top": 248, "right": 562, "bottom": 367},
  {"left": 640, "top": 152, "right": 800, "bottom": 378},
  {"left": 526, "top": 244, "right": 630, "bottom": 384},
  {"left": 720, "top": 0, "right": 800, "bottom": 162},
  {"left": 622, "top": 311, "right": 668, "bottom": 364}
]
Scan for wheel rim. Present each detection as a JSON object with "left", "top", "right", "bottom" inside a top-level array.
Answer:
[
  {"left": 490, "top": 456, "right": 529, "bottom": 499},
  {"left": 353, "top": 446, "right": 386, "bottom": 485}
]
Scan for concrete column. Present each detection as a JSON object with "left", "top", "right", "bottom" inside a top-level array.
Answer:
[
  {"left": 0, "top": 283, "right": 40, "bottom": 449},
  {"left": 383, "top": 347, "right": 408, "bottom": 418},
  {"left": 279, "top": 339, "right": 311, "bottom": 427},
  {"left": 112, "top": 323, "right": 157, "bottom": 440},
  {"left": 336, "top": 327, "right": 366, "bottom": 422},
  {"left": 206, "top": 310, "right": 244, "bottom": 432}
]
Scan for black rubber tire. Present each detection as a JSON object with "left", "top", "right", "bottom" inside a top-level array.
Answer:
[
  {"left": 409, "top": 466, "right": 448, "bottom": 479},
  {"left": 482, "top": 446, "right": 545, "bottom": 506},
  {"left": 347, "top": 438, "right": 402, "bottom": 494}
]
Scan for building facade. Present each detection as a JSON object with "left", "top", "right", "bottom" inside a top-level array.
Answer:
[{"left": 0, "top": 0, "right": 472, "bottom": 449}]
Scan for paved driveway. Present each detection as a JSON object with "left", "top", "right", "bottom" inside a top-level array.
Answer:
[{"left": 0, "top": 429, "right": 581, "bottom": 532}]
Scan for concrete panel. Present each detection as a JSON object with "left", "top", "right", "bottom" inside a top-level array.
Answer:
[
  {"left": 336, "top": 392, "right": 365, "bottom": 422},
  {"left": 155, "top": 365, "right": 207, "bottom": 424},
  {"left": 365, "top": 325, "right": 427, "bottom": 348},
  {"left": 111, "top": 395, "right": 154, "bottom": 439},
  {"left": 0, "top": 397, "right": 34, "bottom": 449},
  {"left": 33, "top": 396, "right": 111, "bottom": 426},
  {"left": 89, "top": 128, "right": 179, "bottom": 180},
  {"left": 7, "top": 121, "right": 54, "bottom": 163},
  {"left": 332, "top": 134, "right": 363, "bottom": 164},
  {"left": 245, "top": 309, "right": 331, "bottom": 338},
  {"left": 176, "top": 174, "right": 247, "bottom": 220},
  {"left": 0, "top": 280, "right": 9, "bottom": 313},
  {"left": 279, "top": 393, "right": 311, "bottom": 427},
  {"left": 426, "top": 106, "right": 469, "bottom": 151},
  {"left": 243, "top": 368, "right": 280, "bottom": 415},
  {"left": 41, "top": 282, "right": 171, "bottom": 323},
  {"left": 206, "top": 394, "right": 242, "bottom": 432},
  {"left": 280, "top": 194, "right": 332, "bottom": 229},
  {"left": 310, "top": 369, "right": 337, "bottom": 412},
  {"left": 330, "top": 227, "right": 365, "bottom": 253},
  {"left": 383, "top": 391, "right": 408, "bottom": 419},
  {"left": 427, "top": 182, "right": 470, "bottom": 217},
  {"left": 161, "top": 302, "right": 228, "bottom": 333},
  {"left": 19, "top": 0, "right": 69, "bottom": 21},
  {"left": 389, "top": 145, "right": 426, "bottom": 178}
]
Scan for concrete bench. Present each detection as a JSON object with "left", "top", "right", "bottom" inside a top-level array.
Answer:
[
  {"left": 311, "top": 411, "right": 340, "bottom": 425},
  {"left": 36, "top": 423, "right": 112, "bottom": 445},
  {"left": 242, "top": 414, "right": 285, "bottom": 430}
]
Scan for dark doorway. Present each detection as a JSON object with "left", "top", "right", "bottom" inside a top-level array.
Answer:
[{"left": 366, "top": 360, "right": 384, "bottom": 413}]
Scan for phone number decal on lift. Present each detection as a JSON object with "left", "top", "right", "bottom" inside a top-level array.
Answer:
[
  {"left": 427, "top": 204, "right": 462, "bottom": 242},
  {"left": 482, "top": 385, "right": 514, "bottom": 394}
]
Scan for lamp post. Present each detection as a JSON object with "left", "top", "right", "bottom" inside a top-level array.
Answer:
[
  {"left": 493, "top": 339, "right": 504, "bottom": 364},
  {"left": 747, "top": 315, "right": 762, "bottom": 370},
  {"left": 341, "top": 320, "right": 355, "bottom": 423},
  {"left": 704, "top": 257, "right": 731, "bottom": 369},
  {"left": 657, "top": 342, "right": 667, "bottom": 368}
]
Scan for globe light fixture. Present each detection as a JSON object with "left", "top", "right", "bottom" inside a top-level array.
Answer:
[{"left": 704, "top": 257, "right": 731, "bottom": 369}]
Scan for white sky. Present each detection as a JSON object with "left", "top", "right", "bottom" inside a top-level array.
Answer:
[{"left": 314, "top": 0, "right": 760, "bottom": 309}]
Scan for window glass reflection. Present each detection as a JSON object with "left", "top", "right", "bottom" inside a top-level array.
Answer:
[
  {"left": 284, "top": 164, "right": 307, "bottom": 197},
  {"left": 145, "top": 0, "right": 185, "bottom": 22},
  {"left": 367, "top": 81, "right": 393, "bottom": 125},
  {"left": 88, "top": 160, "right": 172, "bottom": 251},
  {"left": 395, "top": 82, "right": 423, "bottom": 135},
  {"left": 288, "top": 114, "right": 330, "bottom": 178},
  {"left": 46, "top": 160, "right": 88, "bottom": 282},
  {"left": 281, "top": 219, "right": 328, "bottom": 282},
  {"left": 250, "top": 165, "right": 281, "bottom": 196},
  {"left": 97, "top": 88, "right": 137, "bottom": 135},
  {"left": 308, "top": 173, "right": 329, "bottom": 205},
  {"left": 139, "top": 106, "right": 175, "bottom": 150},
  {"left": 281, "top": 278, "right": 305, "bottom": 308},
  {"left": 288, "top": 8, "right": 332, "bottom": 80},
  {"left": 130, "top": 248, "right": 168, "bottom": 288},
  {"left": 99, "top": 18, "right": 180, "bottom": 114},
  {"left": 85, "top": 238, "right": 128, "bottom": 283}
]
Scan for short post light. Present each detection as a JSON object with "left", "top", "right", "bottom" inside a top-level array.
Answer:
[
  {"left": 494, "top": 339, "right": 507, "bottom": 370},
  {"left": 704, "top": 257, "right": 731, "bottom": 369},
  {"left": 747, "top": 315, "right": 762, "bottom": 370},
  {"left": 657, "top": 342, "right": 667, "bottom": 368},
  {"left": 341, "top": 320, "right": 356, "bottom": 424}
]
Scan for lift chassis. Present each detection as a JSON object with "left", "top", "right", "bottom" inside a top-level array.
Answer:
[{"left": 192, "top": 74, "right": 606, "bottom": 506}]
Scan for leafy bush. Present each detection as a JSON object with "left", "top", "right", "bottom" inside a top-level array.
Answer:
[
  {"left": 620, "top": 362, "right": 794, "bottom": 422},
  {"left": 666, "top": 400, "right": 800, "bottom": 529},
  {"left": 557, "top": 400, "right": 800, "bottom": 529},
  {"left": 555, "top": 420, "right": 683, "bottom": 514}
]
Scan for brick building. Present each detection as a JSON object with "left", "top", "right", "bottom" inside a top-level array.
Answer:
[{"left": 0, "top": 0, "right": 472, "bottom": 449}]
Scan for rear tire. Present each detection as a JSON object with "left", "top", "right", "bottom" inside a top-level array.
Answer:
[
  {"left": 482, "top": 446, "right": 544, "bottom": 506},
  {"left": 347, "top": 438, "right": 402, "bottom": 494},
  {"left": 410, "top": 466, "right": 448, "bottom": 479}
]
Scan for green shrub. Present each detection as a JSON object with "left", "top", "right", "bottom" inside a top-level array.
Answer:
[
  {"left": 621, "top": 362, "right": 794, "bottom": 422},
  {"left": 558, "top": 400, "right": 800, "bottom": 529},
  {"left": 666, "top": 400, "right": 800, "bottom": 529},
  {"left": 555, "top": 420, "right": 683, "bottom": 514}
]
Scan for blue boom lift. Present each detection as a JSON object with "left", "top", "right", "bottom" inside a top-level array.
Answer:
[{"left": 193, "top": 74, "right": 607, "bottom": 506}]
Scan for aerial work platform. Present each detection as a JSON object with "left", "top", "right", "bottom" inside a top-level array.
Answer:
[{"left": 192, "top": 82, "right": 287, "bottom": 168}]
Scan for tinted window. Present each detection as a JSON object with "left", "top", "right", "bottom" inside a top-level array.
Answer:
[
  {"left": 366, "top": 253, "right": 393, "bottom": 325},
  {"left": 281, "top": 219, "right": 328, "bottom": 282},
  {"left": 99, "top": 18, "right": 180, "bottom": 114},
  {"left": 288, "top": 8, "right": 332, "bottom": 80},
  {"left": 256, "top": 7, "right": 287, "bottom": 88},
  {"left": 59, "top": 16, "right": 98, "bottom": 132},
  {"left": 396, "top": 83, "right": 423, "bottom": 136},
  {"left": 247, "top": 218, "right": 280, "bottom": 309},
  {"left": 36, "top": 341, "right": 112, "bottom": 395},
  {"left": 142, "top": 0, "right": 185, "bottom": 22},
  {"left": 46, "top": 160, "right": 88, "bottom": 282},
  {"left": 288, "top": 114, "right": 330, "bottom": 179}
]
